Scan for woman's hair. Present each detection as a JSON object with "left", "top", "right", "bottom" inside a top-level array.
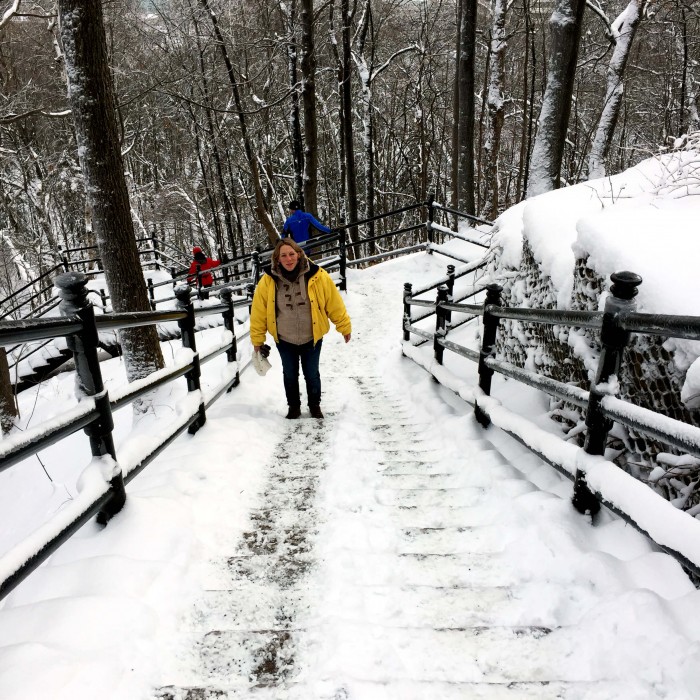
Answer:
[{"left": 272, "top": 238, "right": 306, "bottom": 267}]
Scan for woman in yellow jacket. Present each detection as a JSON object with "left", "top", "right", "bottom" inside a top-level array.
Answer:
[{"left": 250, "top": 239, "right": 351, "bottom": 419}]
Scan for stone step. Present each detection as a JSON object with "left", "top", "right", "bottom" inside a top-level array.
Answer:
[
  {"left": 374, "top": 485, "right": 485, "bottom": 509},
  {"left": 317, "top": 580, "right": 597, "bottom": 628},
  {"left": 177, "top": 624, "right": 602, "bottom": 688},
  {"left": 155, "top": 679, "right": 631, "bottom": 700},
  {"left": 193, "top": 585, "right": 307, "bottom": 631},
  {"left": 322, "top": 551, "right": 517, "bottom": 588},
  {"left": 376, "top": 503, "right": 505, "bottom": 528},
  {"left": 398, "top": 525, "right": 506, "bottom": 555}
]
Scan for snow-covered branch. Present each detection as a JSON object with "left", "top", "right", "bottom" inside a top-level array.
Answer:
[
  {"left": 0, "top": 108, "right": 71, "bottom": 124},
  {"left": 370, "top": 44, "right": 421, "bottom": 83},
  {"left": 0, "top": 0, "right": 21, "bottom": 30}
]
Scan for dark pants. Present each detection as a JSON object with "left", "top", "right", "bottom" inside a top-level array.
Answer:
[{"left": 276, "top": 338, "right": 322, "bottom": 408}]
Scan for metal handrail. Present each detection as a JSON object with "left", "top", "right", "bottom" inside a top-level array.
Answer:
[
  {"left": 0, "top": 278, "right": 253, "bottom": 601},
  {"left": 332, "top": 201, "right": 424, "bottom": 230},
  {"left": 402, "top": 269, "right": 700, "bottom": 578},
  {"left": 432, "top": 202, "right": 494, "bottom": 227}
]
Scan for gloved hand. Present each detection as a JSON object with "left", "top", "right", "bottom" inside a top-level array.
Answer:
[{"left": 260, "top": 344, "right": 271, "bottom": 358}]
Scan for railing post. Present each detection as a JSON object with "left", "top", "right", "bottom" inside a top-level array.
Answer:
[
  {"left": 147, "top": 278, "right": 156, "bottom": 311},
  {"left": 175, "top": 285, "right": 206, "bottom": 434},
  {"left": 572, "top": 271, "right": 643, "bottom": 515},
  {"left": 152, "top": 229, "right": 160, "bottom": 270},
  {"left": 474, "top": 283, "right": 503, "bottom": 428},
  {"left": 220, "top": 250, "right": 230, "bottom": 283},
  {"left": 251, "top": 251, "right": 261, "bottom": 284},
  {"left": 220, "top": 288, "right": 240, "bottom": 392},
  {"left": 403, "top": 283, "right": 413, "bottom": 342},
  {"left": 99, "top": 288, "right": 108, "bottom": 314},
  {"left": 434, "top": 285, "right": 449, "bottom": 364},
  {"left": 426, "top": 192, "right": 435, "bottom": 250},
  {"left": 338, "top": 229, "right": 347, "bottom": 291},
  {"left": 445, "top": 264, "right": 455, "bottom": 326},
  {"left": 55, "top": 272, "right": 124, "bottom": 525},
  {"left": 58, "top": 245, "right": 71, "bottom": 272}
]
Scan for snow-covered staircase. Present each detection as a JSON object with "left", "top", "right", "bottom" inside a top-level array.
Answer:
[{"left": 153, "top": 271, "right": 638, "bottom": 699}]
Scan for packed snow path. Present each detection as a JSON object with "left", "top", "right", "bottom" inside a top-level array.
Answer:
[{"left": 152, "top": 261, "right": 688, "bottom": 699}]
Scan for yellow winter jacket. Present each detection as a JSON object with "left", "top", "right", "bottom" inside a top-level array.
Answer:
[{"left": 250, "top": 262, "right": 351, "bottom": 347}]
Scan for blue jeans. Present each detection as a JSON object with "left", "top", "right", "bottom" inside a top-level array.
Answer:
[{"left": 276, "top": 339, "right": 323, "bottom": 408}]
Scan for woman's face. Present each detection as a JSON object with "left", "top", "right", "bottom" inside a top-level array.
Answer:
[{"left": 278, "top": 245, "right": 300, "bottom": 271}]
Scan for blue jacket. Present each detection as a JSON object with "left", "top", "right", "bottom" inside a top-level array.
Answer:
[{"left": 282, "top": 210, "right": 331, "bottom": 244}]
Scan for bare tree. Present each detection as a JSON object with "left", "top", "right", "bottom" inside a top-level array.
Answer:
[
  {"left": 340, "top": 0, "right": 359, "bottom": 246},
  {"left": 198, "top": 0, "right": 279, "bottom": 246},
  {"left": 527, "top": 0, "right": 586, "bottom": 197},
  {"left": 456, "top": 0, "right": 477, "bottom": 214},
  {"left": 280, "top": 0, "right": 305, "bottom": 205},
  {"left": 57, "top": 0, "right": 164, "bottom": 386},
  {"left": 482, "top": 0, "right": 508, "bottom": 219},
  {"left": 588, "top": 1, "right": 648, "bottom": 180},
  {"left": 300, "top": 0, "right": 319, "bottom": 215}
]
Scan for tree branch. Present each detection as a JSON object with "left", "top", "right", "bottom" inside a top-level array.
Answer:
[
  {"left": 371, "top": 44, "right": 420, "bottom": 82},
  {"left": 0, "top": 108, "right": 71, "bottom": 124}
]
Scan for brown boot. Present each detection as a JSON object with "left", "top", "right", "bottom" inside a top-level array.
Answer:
[
  {"left": 286, "top": 406, "right": 301, "bottom": 419},
  {"left": 309, "top": 405, "right": 324, "bottom": 419}
]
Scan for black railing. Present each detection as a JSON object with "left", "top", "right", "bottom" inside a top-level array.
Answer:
[
  {"left": 0, "top": 236, "right": 187, "bottom": 322},
  {"left": 0, "top": 200, "right": 495, "bottom": 599},
  {"left": 2, "top": 199, "right": 494, "bottom": 389},
  {"left": 0, "top": 272, "right": 252, "bottom": 601},
  {"left": 402, "top": 269, "right": 700, "bottom": 577},
  {"left": 1, "top": 198, "right": 493, "bottom": 318}
]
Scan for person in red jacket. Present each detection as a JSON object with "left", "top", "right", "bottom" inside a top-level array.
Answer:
[{"left": 187, "top": 246, "right": 220, "bottom": 299}]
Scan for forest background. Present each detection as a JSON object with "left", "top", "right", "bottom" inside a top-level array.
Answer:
[{"left": 0, "top": 0, "right": 697, "bottom": 299}]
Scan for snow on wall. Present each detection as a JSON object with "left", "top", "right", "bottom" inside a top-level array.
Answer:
[{"left": 488, "top": 134, "right": 700, "bottom": 510}]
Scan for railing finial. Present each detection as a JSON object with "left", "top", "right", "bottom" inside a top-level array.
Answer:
[
  {"left": 610, "top": 271, "right": 643, "bottom": 300},
  {"left": 55, "top": 272, "right": 90, "bottom": 313}
]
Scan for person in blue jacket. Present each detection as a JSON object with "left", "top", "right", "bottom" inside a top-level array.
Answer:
[{"left": 282, "top": 200, "right": 331, "bottom": 246}]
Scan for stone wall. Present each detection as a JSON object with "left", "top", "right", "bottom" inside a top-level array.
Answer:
[{"left": 489, "top": 239, "right": 700, "bottom": 510}]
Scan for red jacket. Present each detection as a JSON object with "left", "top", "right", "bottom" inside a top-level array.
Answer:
[{"left": 187, "top": 248, "right": 220, "bottom": 287}]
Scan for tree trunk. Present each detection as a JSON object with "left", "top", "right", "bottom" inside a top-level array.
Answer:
[
  {"left": 329, "top": 0, "right": 347, "bottom": 218},
  {"left": 282, "top": 0, "right": 305, "bottom": 205},
  {"left": 457, "top": 0, "right": 477, "bottom": 214},
  {"left": 526, "top": 0, "right": 586, "bottom": 197},
  {"left": 516, "top": 0, "right": 532, "bottom": 202},
  {"left": 588, "top": 1, "right": 646, "bottom": 180},
  {"left": 0, "top": 348, "right": 17, "bottom": 434},
  {"left": 300, "top": 0, "right": 319, "bottom": 215},
  {"left": 355, "top": 0, "right": 376, "bottom": 252},
  {"left": 191, "top": 7, "right": 237, "bottom": 256},
  {"left": 341, "top": 0, "right": 360, "bottom": 252},
  {"left": 199, "top": 0, "right": 279, "bottom": 246},
  {"left": 451, "top": 0, "right": 460, "bottom": 221},
  {"left": 481, "top": 0, "right": 507, "bottom": 220},
  {"left": 58, "top": 0, "right": 164, "bottom": 385}
]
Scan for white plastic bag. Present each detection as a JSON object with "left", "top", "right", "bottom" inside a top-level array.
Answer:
[{"left": 252, "top": 350, "right": 272, "bottom": 376}]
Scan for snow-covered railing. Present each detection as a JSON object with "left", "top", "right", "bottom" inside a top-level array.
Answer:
[
  {"left": 403, "top": 269, "right": 700, "bottom": 578},
  {"left": 0, "top": 273, "right": 253, "bottom": 601},
  {"left": 0, "top": 236, "right": 174, "bottom": 322},
  {"left": 403, "top": 253, "right": 492, "bottom": 337}
]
